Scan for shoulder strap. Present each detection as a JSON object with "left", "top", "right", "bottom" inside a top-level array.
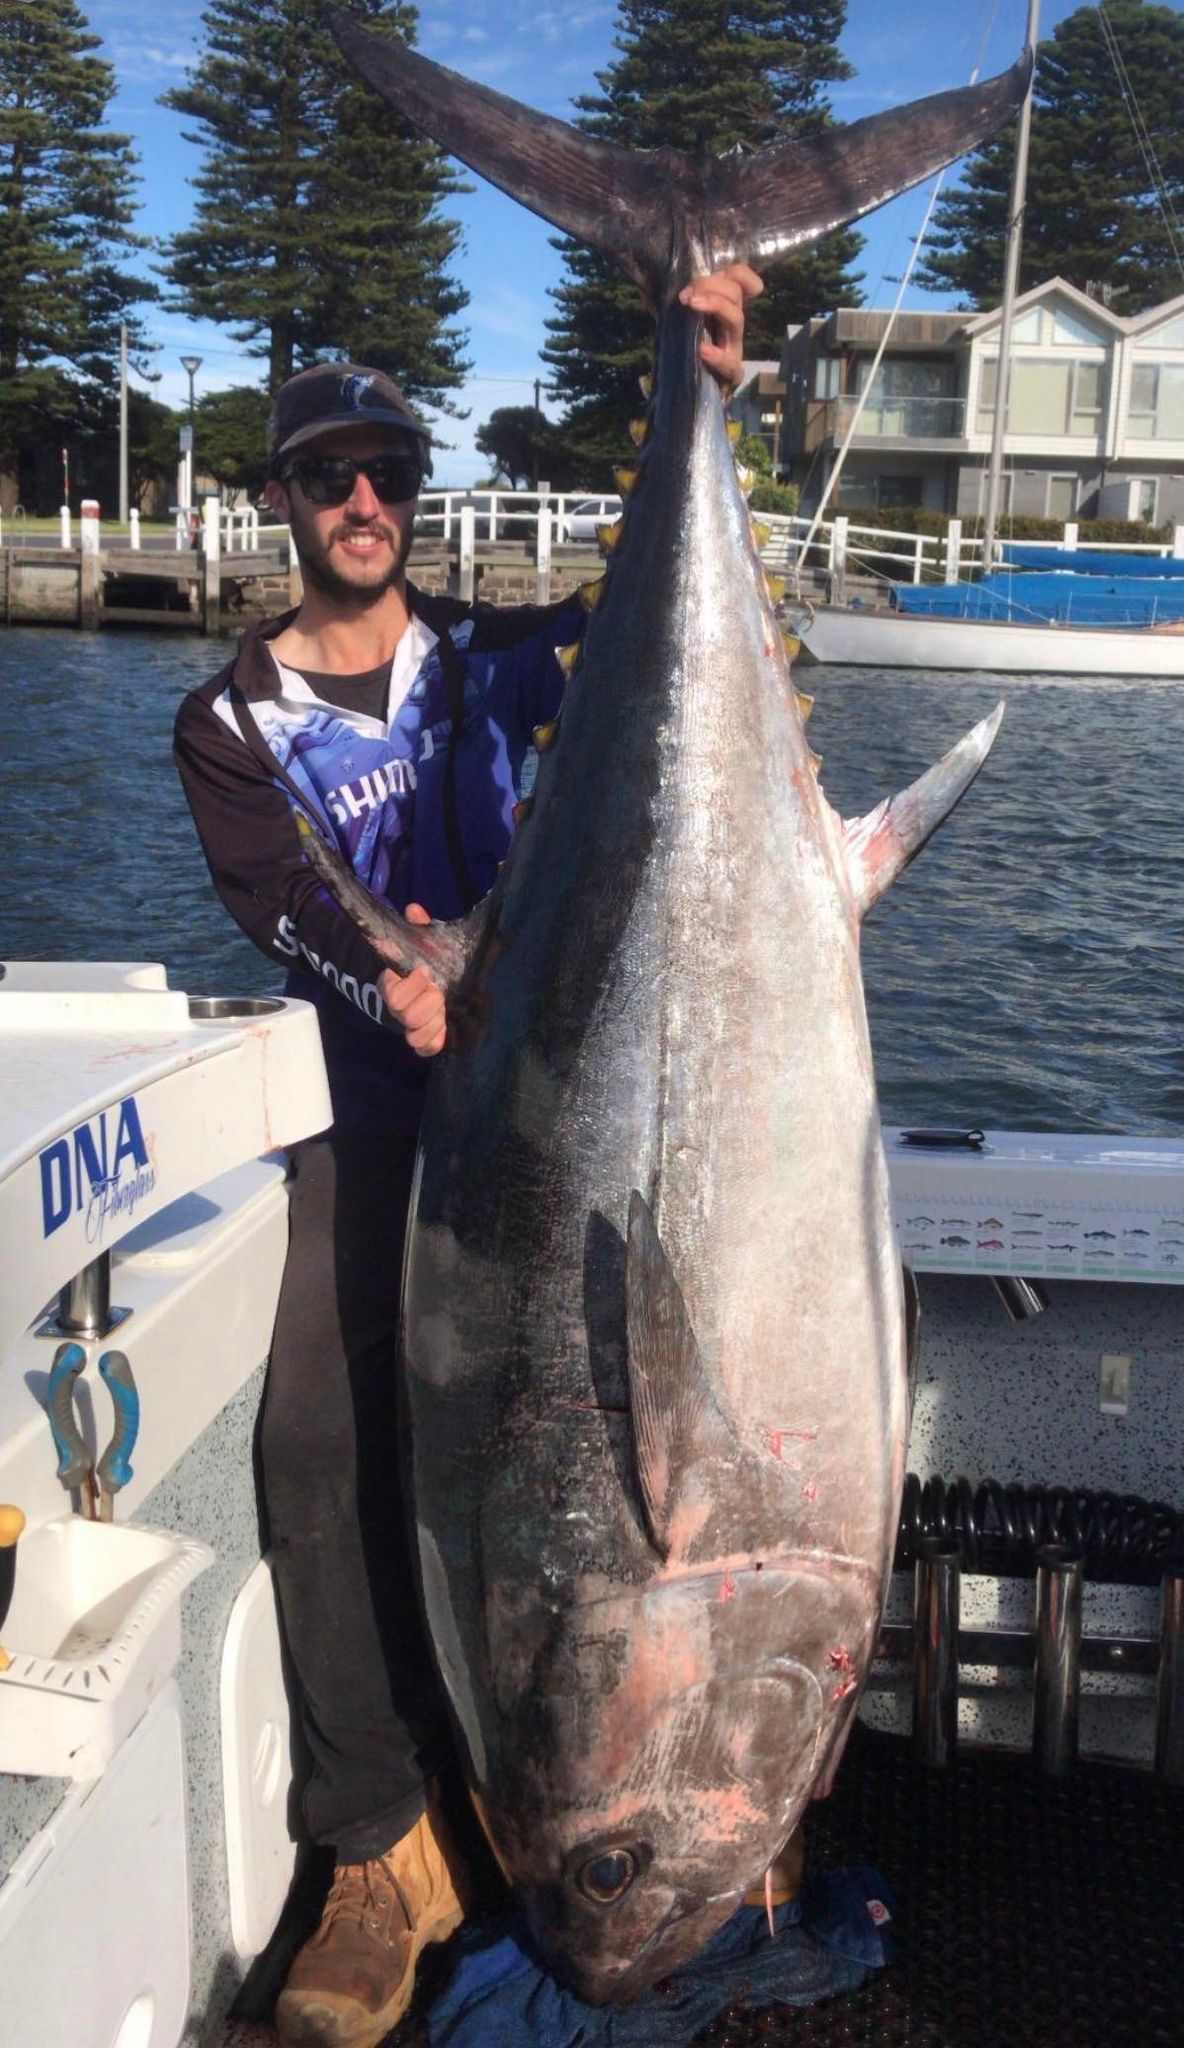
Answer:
[{"left": 434, "top": 629, "right": 480, "bottom": 914}]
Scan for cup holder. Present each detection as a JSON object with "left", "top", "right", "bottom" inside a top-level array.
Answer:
[{"left": 187, "top": 996, "right": 286, "bottom": 1021}]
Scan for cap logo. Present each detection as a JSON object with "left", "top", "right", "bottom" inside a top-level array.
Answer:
[{"left": 340, "top": 372, "right": 377, "bottom": 411}]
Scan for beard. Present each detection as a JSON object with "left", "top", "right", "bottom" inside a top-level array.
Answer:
[{"left": 291, "top": 504, "right": 414, "bottom": 607}]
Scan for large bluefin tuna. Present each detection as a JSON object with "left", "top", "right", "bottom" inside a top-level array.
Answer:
[{"left": 298, "top": 12, "right": 1026, "bottom": 2004}]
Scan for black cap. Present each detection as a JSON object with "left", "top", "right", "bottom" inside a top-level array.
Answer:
[{"left": 269, "top": 364, "right": 432, "bottom": 474}]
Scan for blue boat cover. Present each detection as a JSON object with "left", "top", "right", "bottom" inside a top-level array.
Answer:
[
  {"left": 427, "top": 1869, "right": 893, "bottom": 2047},
  {"left": 999, "top": 546, "right": 1184, "bottom": 577},
  {"left": 891, "top": 572, "right": 1184, "bottom": 627}
]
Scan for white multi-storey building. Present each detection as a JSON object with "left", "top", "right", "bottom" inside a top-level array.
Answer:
[{"left": 778, "top": 278, "right": 1184, "bottom": 526}]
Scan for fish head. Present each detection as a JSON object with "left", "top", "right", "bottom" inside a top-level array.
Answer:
[{"left": 479, "top": 1569, "right": 833, "bottom": 2004}]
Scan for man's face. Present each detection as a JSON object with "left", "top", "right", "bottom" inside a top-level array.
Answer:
[{"left": 266, "top": 429, "right": 420, "bottom": 607}]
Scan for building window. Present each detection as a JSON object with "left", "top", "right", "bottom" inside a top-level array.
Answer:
[
  {"left": 852, "top": 357, "right": 959, "bottom": 437},
  {"left": 814, "top": 358, "right": 841, "bottom": 400},
  {"left": 977, "top": 356, "right": 1105, "bottom": 436},
  {"left": 878, "top": 474, "right": 925, "bottom": 509},
  {"left": 835, "top": 469, "right": 877, "bottom": 510},
  {"left": 1136, "top": 314, "right": 1184, "bottom": 347},
  {"left": 1047, "top": 474, "right": 1078, "bottom": 521},
  {"left": 834, "top": 471, "right": 924, "bottom": 511},
  {"left": 1134, "top": 478, "right": 1159, "bottom": 523},
  {"left": 1129, "top": 363, "right": 1184, "bottom": 439}
]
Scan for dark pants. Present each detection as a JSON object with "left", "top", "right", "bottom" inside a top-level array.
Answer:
[{"left": 261, "top": 1132, "right": 450, "bottom": 1861}]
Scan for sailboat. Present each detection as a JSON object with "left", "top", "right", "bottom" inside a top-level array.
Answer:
[{"left": 793, "top": 0, "right": 1184, "bottom": 678}]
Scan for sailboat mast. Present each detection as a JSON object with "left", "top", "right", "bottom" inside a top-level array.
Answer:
[{"left": 982, "top": 0, "right": 1041, "bottom": 569}]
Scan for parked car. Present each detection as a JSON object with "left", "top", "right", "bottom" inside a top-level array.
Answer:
[{"left": 558, "top": 495, "right": 623, "bottom": 543}]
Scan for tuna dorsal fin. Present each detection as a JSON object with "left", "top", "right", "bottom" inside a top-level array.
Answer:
[
  {"left": 841, "top": 703, "right": 1004, "bottom": 920},
  {"left": 625, "top": 1190, "right": 735, "bottom": 1559},
  {"left": 294, "top": 813, "right": 484, "bottom": 993},
  {"left": 327, "top": 9, "right": 1030, "bottom": 298}
]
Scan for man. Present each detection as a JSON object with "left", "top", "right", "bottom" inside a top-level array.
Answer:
[{"left": 175, "top": 262, "right": 760, "bottom": 2048}]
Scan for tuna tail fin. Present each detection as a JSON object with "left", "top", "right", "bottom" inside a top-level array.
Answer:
[
  {"left": 841, "top": 702, "right": 1005, "bottom": 920},
  {"left": 326, "top": 8, "right": 1030, "bottom": 298},
  {"left": 294, "top": 812, "right": 483, "bottom": 993},
  {"left": 625, "top": 1191, "right": 736, "bottom": 1560}
]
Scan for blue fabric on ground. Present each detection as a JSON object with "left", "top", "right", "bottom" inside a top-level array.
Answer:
[{"left": 427, "top": 1867, "right": 893, "bottom": 2048}]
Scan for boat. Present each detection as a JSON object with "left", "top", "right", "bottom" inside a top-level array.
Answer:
[
  {"left": 1, "top": 958, "right": 1182, "bottom": 2044},
  {"left": 792, "top": 0, "right": 1184, "bottom": 679},
  {"left": 795, "top": 595, "right": 1184, "bottom": 674}
]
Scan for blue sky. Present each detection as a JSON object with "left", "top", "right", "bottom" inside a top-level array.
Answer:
[{"left": 91, "top": 0, "right": 1167, "bottom": 484}]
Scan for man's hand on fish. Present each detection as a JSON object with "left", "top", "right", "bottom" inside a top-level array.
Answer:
[
  {"left": 380, "top": 903, "right": 447, "bottom": 1055},
  {"left": 679, "top": 262, "right": 764, "bottom": 392}
]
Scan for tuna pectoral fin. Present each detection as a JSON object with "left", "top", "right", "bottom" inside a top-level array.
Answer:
[
  {"left": 842, "top": 702, "right": 1004, "bottom": 919},
  {"left": 625, "top": 1192, "right": 735, "bottom": 1559},
  {"left": 328, "top": 10, "right": 1029, "bottom": 295},
  {"left": 294, "top": 812, "right": 482, "bottom": 993}
]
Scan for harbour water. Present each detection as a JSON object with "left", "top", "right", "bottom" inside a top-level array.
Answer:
[{"left": 2, "top": 625, "right": 1181, "bottom": 1135}]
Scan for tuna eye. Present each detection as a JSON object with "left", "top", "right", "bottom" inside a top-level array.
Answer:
[{"left": 577, "top": 1849, "right": 637, "bottom": 1904}]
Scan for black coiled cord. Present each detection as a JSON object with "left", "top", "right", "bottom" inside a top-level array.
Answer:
[{"left": 896, "top": 1473, "right": 1183, "bottom": 1584}]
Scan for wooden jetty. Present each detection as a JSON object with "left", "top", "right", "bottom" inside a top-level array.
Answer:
[
  {"left": 0, "top": 494, "right": 624, "bottom": 632},
  {"left": 0, "top": 499, "right": 295, "bottom": 634}
]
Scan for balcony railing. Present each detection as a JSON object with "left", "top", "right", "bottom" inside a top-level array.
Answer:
[{"left": 828, "top": 393, "right": 967, "bottom": 441}]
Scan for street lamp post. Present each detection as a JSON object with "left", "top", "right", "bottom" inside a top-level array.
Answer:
[{"left": 180, "top": 354, "right": 202, "bottom": 515}]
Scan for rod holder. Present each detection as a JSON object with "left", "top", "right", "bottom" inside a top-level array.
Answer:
[
  {"left": 1154, "top": 1560, "right": 1184, "bottom": 1785},
  {"left": 1033, "top": 1544, "right": 1083, "bottom": 1776},
  {"left": 59, "top": 1254, "right": 111, "bottom": 1338},
  {"left": 912, "top": 1536, "right": 961, "bottom": 1768},
  {"left": 36, "top": 1253, "right": 132, "bottom": 1344},
  {"left": 991, "top": 1275, "right": 1049, "bottom": 1322}
]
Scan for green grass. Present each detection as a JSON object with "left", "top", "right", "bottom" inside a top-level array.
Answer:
[{"left": 1, "top": 515, "right": 180, "bottom": 537}]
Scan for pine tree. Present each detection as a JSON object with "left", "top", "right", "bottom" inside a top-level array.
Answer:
[
  {"left": 542, "top": 1, "right": 863, "bottom": 479},
  {"left": 0, "top": 0, "right": 154, "bottom": 496},
  {"left": 160, "top": 0, "right": 469, "bottom": 404},
  {"left": 917, "top": 0, "right": 1184, "bottom": 312}
]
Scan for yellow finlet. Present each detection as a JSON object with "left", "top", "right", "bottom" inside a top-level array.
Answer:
[
  {"left": 513, "top": 797, "right": 534, "bottom": 829},
  {"left": 794, "top": 685, "right": 814, "bottom": 721},
  {"left": 628, "top": 418, "right": 648, "bottom": 448},
  {"left": 533, "top": 718, "right": 560, "bottom": 752},
  {"left": 735, "top": 465, "right": 755, "bottom": 498},
  {"left": 638, "top": 373, "right": 653, "bottom": 399},
  {"left": 751, "top": 519, "right": 772, "bottom": 549},
  {"left": 613, "top": 465, "right": 640, "bottom": 497},
  {"left": 555, "top": 642, "right": 581, "bottom": 677},
  {"left": 579, "top": 578, "right": 604, "bottom": 611},
  {"left": 726, "top": 419, "right": 743, "bottom": 445},
  {"left": 596, "top": 520, "right": 623, "bottom": 554},
  {"left": 765, "top": 573, "right": 787, "bottom": 602}
]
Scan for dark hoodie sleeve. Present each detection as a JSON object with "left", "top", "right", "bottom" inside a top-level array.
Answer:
[{"left": 173, "top": 687, "right": 395, "bottom": 1025}]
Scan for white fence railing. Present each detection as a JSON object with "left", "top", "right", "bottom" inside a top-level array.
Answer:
[
  {"left": 417, "top": 489, "right": 624, "bottom": 544},
  {"left": 5, "top": 493, "right": 1184, "bottom": 600},
  {"left": 172, "top": 506, "right": 264, "bottom": 552},
  {"left": 761, "top": 512, "right": 1184, "bottom": 590}
]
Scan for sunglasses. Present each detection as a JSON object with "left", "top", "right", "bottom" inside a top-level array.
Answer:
[{"left": 282, "top": 452, "right": 423, "bottom": 507}]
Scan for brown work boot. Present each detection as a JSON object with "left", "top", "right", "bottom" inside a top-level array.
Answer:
[
  {"left": 276, "top": 1792, "right": 467, "bottom": 2048},
  {"left": 744, "top": 1825, "right": 806, "bottom": 1913}
]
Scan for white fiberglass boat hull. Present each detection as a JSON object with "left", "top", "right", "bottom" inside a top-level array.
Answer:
[{"left": 796, "top": 603, "right": 1184, "bottom": 677}]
